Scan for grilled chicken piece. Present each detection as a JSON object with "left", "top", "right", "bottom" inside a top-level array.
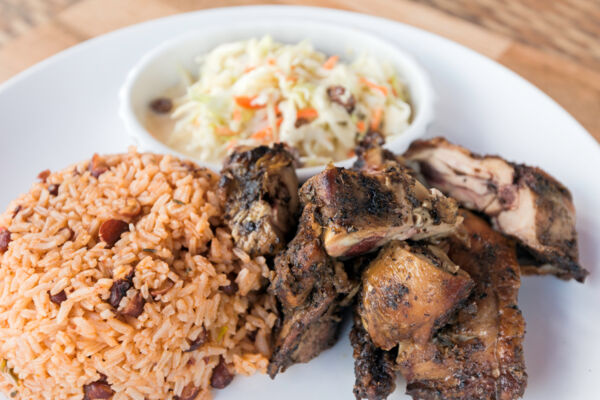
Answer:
[
  {"left": 268, "top": 205, "right": 358, "bottom": 377},
  {"left": 405, "top": 137, "right": 587, "bottom": 282},
  {"left": 397, "top": 211, "right": 527, "bottom": 400},
  {"left": 350, "top": 312, "right": 397, "bottom": 400},
  {"left": 269, "top": 139, "right": 463, "bottom": 377},
  {"left": 359, "top": 241, "right": 474, "bottom": 349},
  {"left": 219, "top": 144, "right": 299, "bottom": 256},
  {"left": 300, "top": 163, "right": 462, "bottom": 258},
  {"left": 352, "top": 130, "right": 398, "bottom": 172}
]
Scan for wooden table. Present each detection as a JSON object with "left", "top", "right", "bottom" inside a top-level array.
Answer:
[{"left": 1, "top": 0, "right": 599, "bottom": 142}]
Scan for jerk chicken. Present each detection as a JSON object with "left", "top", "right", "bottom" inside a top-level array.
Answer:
[
  {"left": 268, "top": 144, "right": 464, "bottom": 377},
  {"left": 219, "top": 144, "right": 299, "bottom": 257},
  {"left": 358, "top": 241, "right": 474, "bottom": 349},
  {"left": 350, "top": 312, "right": 397, "bottom": 400},
  {"left": 396, "top": 210, "right": 527, "bottom": 400},
  {"left": 405, "top": 137, "right": 587, "bottom": 282},
  {"left": 300, "top": 161, "right": 462, "bottom": 258},
  {"left": 268, "top": 204, "right": 358, "bottom": 377},
  {"left": 217, "top": 134, "right": 578, "bottom": 399}
]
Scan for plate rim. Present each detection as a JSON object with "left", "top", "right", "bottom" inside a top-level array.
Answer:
[
  {"left": 0, "top": 5, "right": 598, "bottom": 400},
  {"left": 0, "top": 4, "right": 598, "bottom": 156}
]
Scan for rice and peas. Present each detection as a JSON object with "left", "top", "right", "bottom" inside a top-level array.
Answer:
[
  {"left": 149, "top": 35, "right": 412, "bottom": 166},
  {"left": 0, "top": 150, "right": 278, "bottom": 400}
]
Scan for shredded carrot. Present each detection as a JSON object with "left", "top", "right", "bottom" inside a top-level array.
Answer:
[
  {"left": 347, "top": 149, "right": 356, "bottom": 157},
  {"left": 296, "top": 108, "right": 319, "bottom": 120},
  {"left": 370, "top": 108, "right": 383, "bottom": 131},
  {"left": 274, "top": 104, "right": 281, "bottom": 116},
  {"left": 356, "top": 120, "right": 366, "bottom": 133},
  {"left": 232, "top": 108, "right": 242, "bottom": 122},
  {"left": 215, "top": 126, "right": 235, "bottom": 136},
  {"left": 234, "top": 96, "right": 264, "bottom": 109},
  {"left": 251, "top": 127, "right": 273, "bottom": 142},
  {"left": 360, "top": 77, "right": 389, "bottom": 96},
  {"left": 267, "top": 58, "right": 276, "bottom": 66},
  {"left": 276, "top": 117, "right": 284, "bottom": 127},
  {"left": 244, "top": 65, "right": 256, "bottom": 73},
  {"left": 323, "top": 55, "right": 339, "bottom": 70}
]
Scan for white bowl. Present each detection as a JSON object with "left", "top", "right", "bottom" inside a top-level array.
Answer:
[{"left": 119, "top": 19, "right": 434, "bottom": 180}]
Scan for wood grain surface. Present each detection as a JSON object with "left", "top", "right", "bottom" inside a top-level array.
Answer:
[{"left": 0, "top": 0, "right": 598, "bottom": 142}]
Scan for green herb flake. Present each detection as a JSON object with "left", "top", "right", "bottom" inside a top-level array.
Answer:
[
  {"left": 142, "top": 248, "right": 157, "bottom": 253},
  {"left": 217, "top": 326, "right": 228, "bottom": 343},
  {"left": 10, "top": 391, "right": 17, "bottom": 398},
  {"left": 173, "top": 199, "right": 185, "bottom": 205}
]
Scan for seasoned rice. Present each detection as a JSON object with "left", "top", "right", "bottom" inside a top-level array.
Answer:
[{"left": 0, "top": 149, "right": 277, "bottom": 399}]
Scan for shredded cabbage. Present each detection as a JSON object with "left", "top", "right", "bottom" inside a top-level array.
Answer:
[{"left": 167, "top": 35, "right": 412, "bottom": 166}]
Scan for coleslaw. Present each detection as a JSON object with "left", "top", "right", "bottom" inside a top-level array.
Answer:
[{"left": 164, "top": 35, "right": 412, "bottom": 166}]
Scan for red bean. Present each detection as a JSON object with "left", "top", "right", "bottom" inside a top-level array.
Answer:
[
  {"left": 219, "top": 272, "right": 238, "bottom": 295},
  {"left": 210, "top": 356, "right": 234, "bottom": 389},
  {"left": 327, "top": 85, "right": 355, "bottom": 113},
  {"left": 0, "top": 228, "right": 11, "bottom": 252},
  {"left": 108, "top": 279, "right": 131, "bottom": 308},
  {"left": 49, "top": 290, "right": 67, "bottom": 305},
  {"left": 119, "top": 291, "right": 145, "bottom": 318},
  {"left": 83, "top": 380, "right": 114, "bottom": 400},
  {"left": 88, "top": 154, "right": 108, "bottom": 178},
  {"left": 48, "top": 184, "right": 60, "bottom": 196},
  {"left": 99, "top": 219, "right": 129, "bottom": 247},
  {"left": 185, "top": 329, "right": 208, "bottom": 352},
  {"left": 174, "top": 383, "right": 201, "bottom": 400},
  {"left": 150, "top": 97, "right": 173, "bottom": 114}
]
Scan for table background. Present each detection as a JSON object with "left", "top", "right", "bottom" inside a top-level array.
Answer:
[{"left": 0, "top": 0, "right": 598, "bottom": 142}]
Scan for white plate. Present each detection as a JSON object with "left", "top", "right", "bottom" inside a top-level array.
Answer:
[{"left": 0, "top": 6, "right": 599, "bottom": 400}]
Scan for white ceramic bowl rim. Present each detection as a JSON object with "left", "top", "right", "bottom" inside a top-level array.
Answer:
[{"left": 119, "top": 18, "right": 435, "bottom": 178}]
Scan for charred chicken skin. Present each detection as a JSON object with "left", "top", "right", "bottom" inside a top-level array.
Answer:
[
  {"left": 219, "top": 144, "right": 299, "bottom": 256},
  {"left": 269, "top": 138, "right": 465, "bottom": 377},
  {"left": 350, "top": 312, "right": 397, "bottom": 400},
  {"left": 358, "top": 241, "right": 474, "bottom": 350},
  {"left": 300, "top": 163, "right": 462, "bottom": 258},
  {"left": 396, "top": 210, "right": 527, "bottom": 400},
  {"left": 405, "top": 137, "right": 587, "bottom": 282},
  {"left": 268, "top": 204, "right": 358, "bottom": 377}
]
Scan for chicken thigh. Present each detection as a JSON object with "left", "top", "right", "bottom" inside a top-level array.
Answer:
[
  {"left": 358, "top": 241, "right": 474, "bottom": 349},
  {"left": 300, "top": 164, "right": 462, "bottom": 258},
  {"left": 405, "top": 137, "right": 587, "bottom": 282},
  {"left": 396, "top": 211, "right": 527, "bottom": 400}
]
